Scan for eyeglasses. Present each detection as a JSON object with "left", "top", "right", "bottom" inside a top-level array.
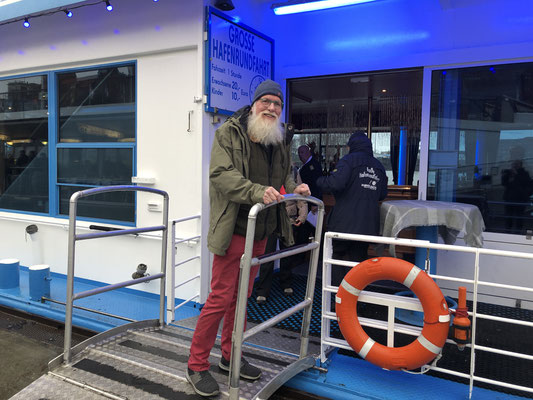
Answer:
[{"left": 258, "top": 97, "right": 283, "bottom": 109}]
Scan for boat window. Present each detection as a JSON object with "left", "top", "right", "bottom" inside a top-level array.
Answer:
[
  {"left": 0, "top": 75, "right": 49, "bottom": 213},
  {"left": 0, "top": 63, "right": 136, "bottom": 224},
  {"left": 287, "top": 69, "right": 422, "bottom": 186},
  {"left": 56, "top": 64, "right": 136, "bottom": 223},
  {"left": 427, "top": 62, "right": 533, "bottom": 235}
]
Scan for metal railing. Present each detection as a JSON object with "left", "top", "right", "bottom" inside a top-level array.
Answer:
[
  {"left": 63, "top": 185, "right": 169, "bottom": 364},
  {"left": 229, "top": 194, "right": 325, "bottom": 400},
  {"left": 321, "top": 232, "right": 533, "bottom": 399},
  {"left": 167, "top": 215, "right": 201, "bottom": 323}
]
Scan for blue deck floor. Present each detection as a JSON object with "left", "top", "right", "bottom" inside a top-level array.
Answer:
[{"left": 0, "top": 267, "right": 527, "bottom": 400}]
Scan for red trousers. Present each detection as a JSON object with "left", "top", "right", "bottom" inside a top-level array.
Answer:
[{"left": 188, "top": 234, "right": 266, "bottom": 371}]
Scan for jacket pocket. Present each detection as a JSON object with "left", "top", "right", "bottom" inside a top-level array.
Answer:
[{"left": 211, "top": 201, "right": 230, "bottom": 234}]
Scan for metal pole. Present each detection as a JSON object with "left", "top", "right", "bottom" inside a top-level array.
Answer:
[
  {"left": 469, "top": 250, "right": 480, "bottom": 399},
  {"left": 63, "top": 191, "right": 79, "bottom": 364},
  {"left": 299, "top": 203, "right": 325, "bottom": 359},
  {"left": 228, "top": 203, "right": 262, "bottom": 400},
  {"left": 159, "top": 193, "right": 169, "bottom": 327},
  {"left": 168, "top": 220, "right": 176, "bottom": 323}
]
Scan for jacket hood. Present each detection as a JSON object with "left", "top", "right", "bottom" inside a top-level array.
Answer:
[
  {"left": 348, "top": 131, "right": 373, "bottom": 155},
  {"left": 234, "top": 105, "right": 251, "bottom": 127}
]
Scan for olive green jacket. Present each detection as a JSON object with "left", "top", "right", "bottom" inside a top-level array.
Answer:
[{"left": 207, "top": 106, "right": 297, "bottom": 256}]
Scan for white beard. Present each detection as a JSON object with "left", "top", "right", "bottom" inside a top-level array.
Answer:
[{"left": 248, "top": 110, "right": 283, "bottom": 146}]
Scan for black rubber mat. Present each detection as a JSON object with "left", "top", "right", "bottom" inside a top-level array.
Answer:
[{"left": 248, "top": 273, "right": 533, "bottom": 399}]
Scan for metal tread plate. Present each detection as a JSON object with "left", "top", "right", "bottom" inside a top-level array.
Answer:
[
  {"left": 44, "top": 326, "right": 307, "bottom": 399},
  {"left": 9, "top": 373, "right": 111, "bottom": 400},
  {"left": 11, "top": 323, "right": 318, "bottom": 400},
  {"left": 171, "top": 318, "right": 321, "bottom": 357},
  {"left": 52, "top": 350, "right": 198, "bottom": 399}
]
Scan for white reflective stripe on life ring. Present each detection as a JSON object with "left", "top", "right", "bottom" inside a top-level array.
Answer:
[
  {"left": 417, "top": 334, "right": 442, "bottom": 355},
  {"left": 359, "top": 337, "right": 376, "bottom": 359},
  {"left": 341, "top": 279, "right": 361, "bottom": 297},
  {"left": 402, "top": 265, "right": 421, "bottom": 289}
]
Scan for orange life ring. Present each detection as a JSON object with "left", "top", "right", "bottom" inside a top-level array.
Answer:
[{"left": 335, "top": 257, "right": 450, "bottom": 371}]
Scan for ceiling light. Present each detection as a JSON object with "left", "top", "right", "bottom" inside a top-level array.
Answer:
[
  {"left": 64, "top": 9, "right": 73, "bottom": 18},
  {"left": 23, "top": 17, "right": 30, "bottom": 28},
  {"left": 272, "top": 0, "right": 380, "bottom": 15},
  {"left": 105, "top": 1, "right": 113, "bottom": 11}
]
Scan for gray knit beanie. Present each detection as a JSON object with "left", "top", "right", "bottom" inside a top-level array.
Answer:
[{"left": 252, "top": 79, "right": 283, "bottom": 106}]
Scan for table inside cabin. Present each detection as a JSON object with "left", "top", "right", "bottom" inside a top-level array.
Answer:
[{"left": 380, "top": 200, "right": 485, "bottom": 273}]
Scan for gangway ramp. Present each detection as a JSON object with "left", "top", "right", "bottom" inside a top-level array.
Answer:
[
  {"left": 9, "top": 187, "right": 325, "bottom": 400},
  {"left": 11, "top": 318, "right": 319, "bottom": 400}
]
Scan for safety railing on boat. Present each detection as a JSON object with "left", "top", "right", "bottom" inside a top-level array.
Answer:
[
  {"left": 321, "top": 232, "right": 533, "bottom": 399},
  {"left": 167, "top": 214, "right": 201, "bottom": 323},
  {"left": 63, "top": 185, "right": 169, "bottom": 364},
  {"left": 230, "top": 194, "right": 325, "bottom": 400}
]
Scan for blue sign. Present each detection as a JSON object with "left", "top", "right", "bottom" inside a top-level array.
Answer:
[{"left": 205, "top": 7, "right": 274, "bottom": 115}]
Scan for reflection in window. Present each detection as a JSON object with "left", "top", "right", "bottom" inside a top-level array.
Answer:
[
  {"left": 59, "top": 185, "right": 134, "bottom": 222},
  {"left": 58, "top": 65, "right": 135, "bottom": 143},
  {"left": 0, "top": 76, "right": 49, "bottom": 213},
  {"left": 57, "top": 148, "right": 132, "bottom": 186},
  {"left": 288, "top": 70, "right": 422, "bottom": 185},
  {"left": 428, "top": 62, "right": 533, "bottom": 235},
  {"left": 57, "top": 64, "right": 135, "bottom": 222}
]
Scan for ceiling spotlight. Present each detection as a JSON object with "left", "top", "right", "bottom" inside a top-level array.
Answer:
[
  {"left": 64, "top": 9, "right": 73, "bottom": 18},
  {"left": 23, "top": 18, "right": 30, "bottom": 28},
  {"left": 105, "top": 1, "right": 113, "bottom": 11},
  {"left": 214, "top": 0, "right": 235, "bottom": 11}
]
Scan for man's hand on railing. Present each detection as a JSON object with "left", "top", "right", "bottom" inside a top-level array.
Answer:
[
  {"left": 293, "top": 183, "right": 310, "bottom": 197},
  {"left": 263, "top": 186, "right": 284, "bottom": 204}
]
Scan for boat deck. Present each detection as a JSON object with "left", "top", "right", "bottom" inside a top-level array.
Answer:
[{"left": 2, "top": 268, "right": 531, "bottom": 399}]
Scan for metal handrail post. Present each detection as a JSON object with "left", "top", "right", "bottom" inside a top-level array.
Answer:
[
  {"left": 229, "top": 203, "right": 261, "bottom": 400},
  {"left": 62, "top": 185, "right": 169, "bottom": 365},
  {"left": 299, "top": 202, "right": 325, "bottom": 359},
  {"left": 168, "top": 220, "right": 177, "bottom": 323},
  {"left": 64, "top": 190, "right": 80, "bottom": 364},
  {"left": 159, "top": 192, "right": 169, "bottom": 326},
  {"left": 228, "top": 195, "right": 324, "bottom": 400}
]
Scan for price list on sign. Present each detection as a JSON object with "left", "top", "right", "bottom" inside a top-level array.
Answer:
[{"left": 206, "top": 8, "right": 274, "bottom": 114}]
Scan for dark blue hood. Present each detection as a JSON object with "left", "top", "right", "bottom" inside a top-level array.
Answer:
[{"left": 348, "top": 131, "right": 373, "bottom": 155}]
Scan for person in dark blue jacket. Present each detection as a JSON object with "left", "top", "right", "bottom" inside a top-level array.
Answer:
[{"left": 317, "top": 131, "right": 388, "bottom": 286}]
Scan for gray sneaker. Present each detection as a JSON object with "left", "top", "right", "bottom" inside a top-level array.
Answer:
[
  {"left": 186, "top": 368, "right": 220, "bottom": 397},
  {"left": 219, "top": 356, "right": 262, "bottom": 381}
]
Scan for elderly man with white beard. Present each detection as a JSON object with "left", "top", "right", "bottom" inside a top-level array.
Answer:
[{"left": 186, "top": 80, "right": 311, "bottom": 397}]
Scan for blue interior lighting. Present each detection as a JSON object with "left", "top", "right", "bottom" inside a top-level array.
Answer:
[
  {"left": 105, "top": 1, "right": 113, "bottom": 11},
  {"left": 64, "top": 9, "right": 73, "bottom": 18},
  {"left": 273, "top": 0, "right": 379, "bottom": 15},
  {"left": 398, "top": 127, "right": 407, "bottom": 185},
  {"left": 23, "top": 17, "right": 30, "bottom": 28}
]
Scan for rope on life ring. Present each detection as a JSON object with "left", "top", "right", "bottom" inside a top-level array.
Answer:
[{"left": 335, "top": 257, "right": 450, "bottom": 371}]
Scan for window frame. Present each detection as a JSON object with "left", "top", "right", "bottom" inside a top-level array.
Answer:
[
  {"left": 419, "top": 57, "right": 533, "bottom": 244},
  {"left": 0, "top": 61, "right": 137, "bottom": 226}
]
